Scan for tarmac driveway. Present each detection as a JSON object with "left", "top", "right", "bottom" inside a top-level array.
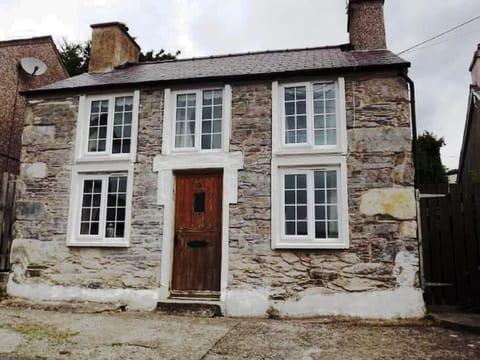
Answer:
[{"left": 0, "top": 305, "right": 478, "bottom": 359}]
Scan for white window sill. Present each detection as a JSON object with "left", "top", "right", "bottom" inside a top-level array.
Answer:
[
  {"left": 273, "top": 147, "right": 346, "bottom": 157},
  {"left": 272, "top": 240, "right": 349, "bottom": 249},
  {"left": 67, "top": 239, "right": 130, "bottom": 248}
]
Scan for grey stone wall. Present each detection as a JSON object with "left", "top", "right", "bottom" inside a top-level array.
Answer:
[
  {"left": 227, "top": 73, "right": 418, "bottom": 301},
  {"left": 11, "top": 90, "right": 164, "bottom": 290},
  {"left": 10, "top": 72, "right": 418, "bottom": 306}
]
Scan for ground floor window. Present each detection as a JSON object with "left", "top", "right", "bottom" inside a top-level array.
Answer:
[
  {"left": 271, "top": 156, "right": 349, "bottom": 249},
  {"left": 67, "top": 166, "right": 133, "bottom": 247}
]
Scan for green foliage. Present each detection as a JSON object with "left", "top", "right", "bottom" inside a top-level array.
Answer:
[
  {"left": 139, "top": 49, "right": 181, "bottom": 62},
  {"left": 416, "top": 131, "right": 448, "bottom": 185},
  {"left": 59, "top": 39, "right": 91, "bottom": 76},
  {"left": 58, "top": 39, "right": 180, "bottom": 76}
]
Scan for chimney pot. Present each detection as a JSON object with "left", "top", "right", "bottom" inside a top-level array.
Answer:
[
  {"left": 88, "top": 21, "right": 140, "bottom": 73},
  {"left": 347, "top": 0, "right": 386, "bottom": 50}
]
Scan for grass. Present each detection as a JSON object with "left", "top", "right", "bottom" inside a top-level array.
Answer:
[{"left": 1, "top": 322, "right": 79, "bottom": 342}]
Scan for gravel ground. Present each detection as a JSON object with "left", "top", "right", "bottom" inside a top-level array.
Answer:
[{"left": 0, "top": 306, "right": 478, "bottom": 359}]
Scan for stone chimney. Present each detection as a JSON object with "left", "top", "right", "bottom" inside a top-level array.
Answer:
[
  {"left": 347, "top": 0, "right": 386, "bottom": 50},
  {"left": 470, "top": 44, "right": 480, "bottom": 87},
  {"left": 88, "top": 22, "right": 140, "bottom": 73}
]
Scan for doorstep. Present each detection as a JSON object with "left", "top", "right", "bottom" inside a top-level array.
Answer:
[{"left": 156, "top": 298, "right": 223, "bottom": 317}]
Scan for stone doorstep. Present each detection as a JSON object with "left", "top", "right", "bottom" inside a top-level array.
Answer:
[{"left": 156, "top": 299, "right": 223, "bottom": 317}]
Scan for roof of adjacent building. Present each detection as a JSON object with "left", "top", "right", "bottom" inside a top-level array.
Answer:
[
  {"left": 25, "top": 44, "right": 409, "bottom": 95},
  {"left": 457, "top": 86, "right": 480, "bottom": 182}
]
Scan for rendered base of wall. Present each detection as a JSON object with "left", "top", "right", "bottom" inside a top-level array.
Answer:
[
  {"left": 225, "top": 287, "right": 425, "bottom": 319},
  {"left": 7, "top": 278, "right": 159, "bottom": 311},
  {"left": 7, "top": 277, "right": 424, "bottom": 318}
]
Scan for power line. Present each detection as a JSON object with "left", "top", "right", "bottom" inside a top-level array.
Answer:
[
  {"left": 401, "top": 30, "right": 480, "bottom": 55},
  {"left": 397, "top": 14, "right": 480, "bottom": 55}
]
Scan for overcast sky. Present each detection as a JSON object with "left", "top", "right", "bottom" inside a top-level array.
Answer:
[{"left": 1, "top": 0, "right": 479, "bottom": 169}]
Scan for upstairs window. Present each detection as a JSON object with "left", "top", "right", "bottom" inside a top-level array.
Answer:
[
  {"left": 77, "top": 92, "right": 139, "bottom": 160},
  {"left": 274, "top": 79, "right": 346, "bottom": 154},
  {"left": 173, "top": 89, "right": 224, "bottom": 151},
  {"left": 87, "top": 95, "right": 133, "bottom": 154}
]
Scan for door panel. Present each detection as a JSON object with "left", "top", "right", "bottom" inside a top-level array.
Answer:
[{"left": 171, "top": 172, "right": 222, "bottom": 297}]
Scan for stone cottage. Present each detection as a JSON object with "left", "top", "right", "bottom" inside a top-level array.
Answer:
[{"left": 8, "top": 0, "right": 424, "bottom": 318}]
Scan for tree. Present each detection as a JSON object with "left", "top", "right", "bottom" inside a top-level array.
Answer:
[
  {"left": 416, "top": 131, "right": 448, "bottom": 185},
  {"left": 59, "top": 39, "right": 90, "bottom": 76},
  {"left": 139, "top": 49, "right": 180, "bottom": 62},
  {"left": 59, "top": 39, "right": 180, "bottom": 76}
]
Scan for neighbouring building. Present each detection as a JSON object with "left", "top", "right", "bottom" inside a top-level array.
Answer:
[
  {"left": 0, "top": 36, "right": 68, "bottom": 174},
  {"left": 8, "top": 0, "right": 424, "bottom": 318},
  {"left": 458, "top": 44, "right": 480, "bottom": 186},
  {"left": 0, "top": 36, "right": 67, "bottom": 273}
]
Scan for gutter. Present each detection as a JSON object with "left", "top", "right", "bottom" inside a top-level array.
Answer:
[{"left": 401, "top": 72, "right": 418, "bottom": 188}]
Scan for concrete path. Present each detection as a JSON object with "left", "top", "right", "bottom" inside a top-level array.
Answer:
[{"left": 0, "top": 306, "right": 479, "bottom": 359}]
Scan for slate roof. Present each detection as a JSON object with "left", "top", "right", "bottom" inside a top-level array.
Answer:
[{"left": 25, "top": 44, "right": 409, "bottom": 94}]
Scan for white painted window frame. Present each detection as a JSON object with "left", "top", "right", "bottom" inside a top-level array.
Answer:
[
  {"left": 271, "top": 155, "right": 349, "bottom": 249},
  {"left": 68, "top": 90, "right": 139, "bottom": 247},
  {"left": 75, "top": 91, "right": 140, "bottom": 162},
  {"left": 272, "top": 78, "right": 347, "bottom": 155},
  {"left": 271, "top": 77, "right": 348, "bottom": 249},
  {"left": 162, "top": 85, "right": 232, "bottom": 155},
  {"left": 67, "top": 162, "right": 134, "bottom": 247}
]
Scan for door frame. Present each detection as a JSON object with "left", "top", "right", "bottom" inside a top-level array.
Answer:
[{"left": 153, "top": 151, "right": 244, "bottom": 301}]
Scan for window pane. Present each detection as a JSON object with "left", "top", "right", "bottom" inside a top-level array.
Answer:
[
  {"left": 326, "top": 114, "right": 336, "bottom": 128},
  {"left": 315, "top": 190, "right": 325, "bottom": 204},
  {"left": 285, "top": 102, "right": 295, "bottom": 115},
  {"left": 187, "top": 108, "right": 196, "bottom": 120},
  {"left": 212, "top": 120, "right": 222, "bottom": 133},
  {"left": 326, "top": 130, "right": 336, "bottom": 145},
  {"left": 327, "top": 205, "right": 338, "bottom": 220},
  {"left": 285, "top": 206, "right": 295, "bottom": 220},
  {"left": 212, "top": 134, "right": 221, "bottom": 149},
  {"left": 315, "top": 205, "right": 326, "bottom": 220},
  {"left": 285, "top": 87, "right": 295, "bottom": 101},
  {"left": 202, "top": 107, "right": 212, "bottom": 119},
  {"left": 176, "top": 108, "right": 186, "bottom": 120},
  {"left": 296, "top": 87, "right": 306, "bottom": 100},
  {"left": 297, "top": 115, "right": 306, "bottom": 130},
  {"left": 297, "top": 222, "right": 308, "bottom": 235},
  {"left": 327, "top": 190, "right": 337, "bottom": 204},
  {"left": 325, "top": 84, "right": 335, "bottom": 99},
  {"left": 201, "top": 135, "right": 211, "bottom": 149},
  {"left": 285, "top": 190, "right": 295, "bottom": 204},
  {"left": 326, "top": 171, "right": 337, "bottom": 188},
  {"left": 286, "top": 116, "right": 295, "bottom": 130},
  {"left": 286, "top": 221, "right": 295, "bottom": 235},
  {"left": 297, "top": 206, "right": 307, "bottom": 220},
  {"left": 203, "top": 90, "right": 213, "bottom": 105},
  {"left": 296, "top": 101, "right": 306, "bottom": 114},
  {"left": 285, "top": 175, "right": 295, "bottom": 189},
  {"left": 315, "top": 130, "right": 325, "bottom": 145},
  {"left": 177, "top": 94, "right": 186, "bottom": 107},
  {"left": 315, "top": 221, "right": 326, "bottom": 238},
  {"left": 297, "top": 189, "right": 307, "bottom": 204},
  {"left": 213, "top": 90, "right": 223, "bottom": 105},
  {"left": 213, "top": 105, "right": 222, "bottom": 119},
  {"left": 326, "top": 100, "right": 336, "bottom": 113},
  {"left": 202, "top": 120, "right": 212, "bottom": 133},
  {"left": 327, "top": 221, "right": 338, "bottom": 238}
]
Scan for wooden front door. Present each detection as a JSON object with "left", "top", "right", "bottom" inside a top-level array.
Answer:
[{"left": 171, "top": 172, "right": 223, "bottom": 298}]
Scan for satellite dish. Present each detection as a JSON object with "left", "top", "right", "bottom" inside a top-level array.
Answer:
[{"left": 18, "top": 57, "right": 47, "bottom": 76}]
